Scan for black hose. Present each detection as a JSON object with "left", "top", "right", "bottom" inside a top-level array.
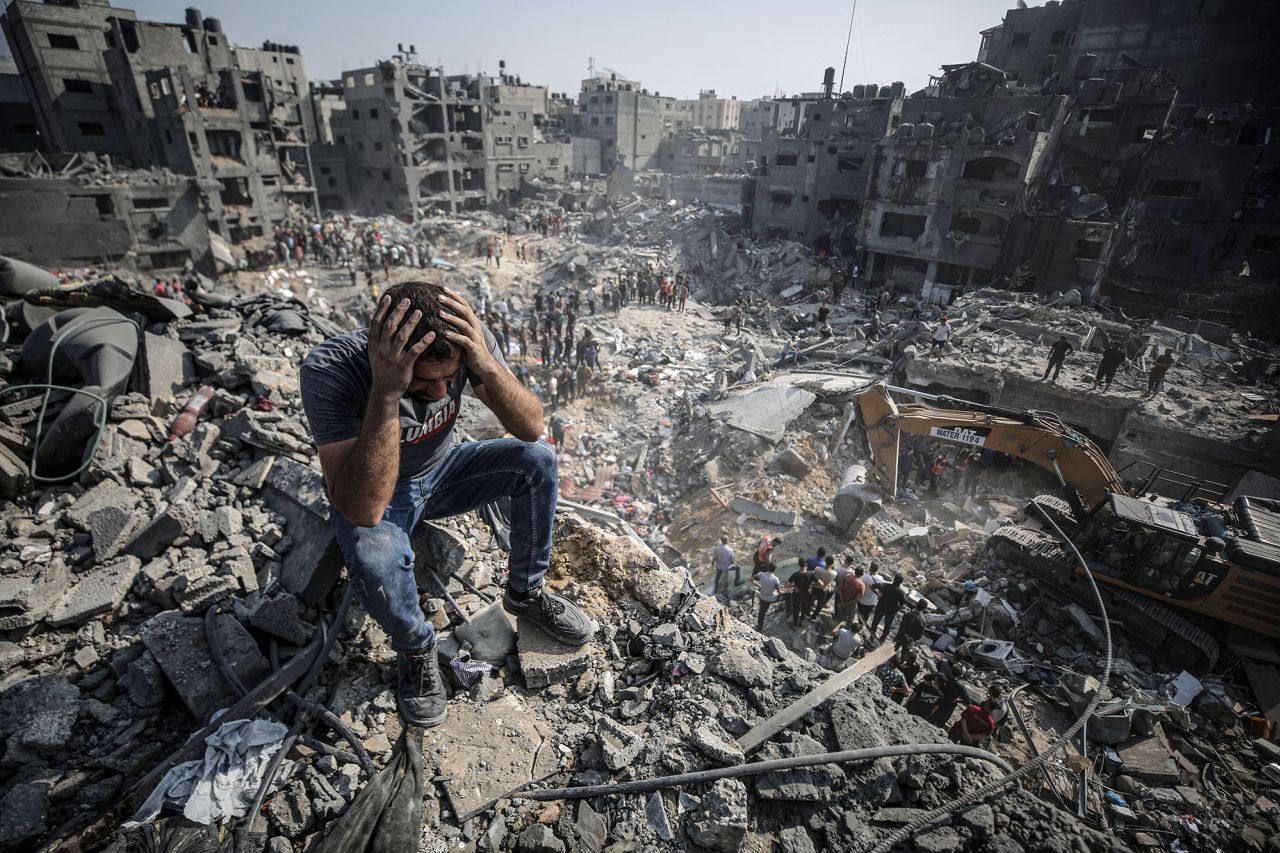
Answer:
[
  {"left": 205, "top": 596, "right": 373, "bottom": 777},
  {"left": 868, "top": 508, "right": 1114, "bottom": 852},
  {"left": 529, "top": 744, "right": 1012, "bottom": 801},
  {"left": 233, "top": 584, "right": 354, "bottom": 853}
]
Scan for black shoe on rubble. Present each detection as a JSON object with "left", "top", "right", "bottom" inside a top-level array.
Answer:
[
  {"left": 396, "top": 647, "right": 447, "bottom": 728},
  {"left": 503, "top": 585, "right": 594, "bottom": 647}
]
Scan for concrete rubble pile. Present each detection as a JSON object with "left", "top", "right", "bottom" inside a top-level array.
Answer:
[{"left": 1, "top": 181, "right": 1278, "bottom": 853}]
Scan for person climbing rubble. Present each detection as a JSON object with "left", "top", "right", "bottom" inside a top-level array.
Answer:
[
  {"left": 930, "top": 316, "right": 952, "bottom": 354},
  {"left": 299, "top": 281, "right": 593, "bottom": 728}
]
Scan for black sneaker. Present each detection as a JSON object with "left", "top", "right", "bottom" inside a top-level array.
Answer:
[
  {"left": 503, "top": 586, "right": 594, "bottom": 647},
  {"left": 396, "top": 647, "right": 447, "bottom": 728}
]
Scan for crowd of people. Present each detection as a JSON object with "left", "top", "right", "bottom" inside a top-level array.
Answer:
[{"left": 709, "top": 531, "right": 1006, "bottom": 749}]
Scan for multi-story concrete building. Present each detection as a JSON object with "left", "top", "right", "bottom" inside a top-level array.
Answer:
[
  {"left": 339, "top": 55, "right": 569, "bottom": 217},
  {"left": 1, "top": 0, "right": 137, "bottom": 156},
  {"left": 655, "top": 129, "right": 742, "bottom": 174},
  {"left": 577, "top": 73, "right": 689, "bottom": 171},
  {"left": 751, "top": 94, "right": 895, "bottom": 250},
  {"left": 975, "top": 0, "right": 1280, "bottom": 307},
  {"left": 3, "top": 1, "right": 318, "bottom": 253},
  {"left": 678, "top": 90, "right": 740, "bottom": 131}
]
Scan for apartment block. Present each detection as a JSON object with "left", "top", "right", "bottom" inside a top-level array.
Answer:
[
  {"left": 338, "top": 55, "right": 569, "bottom": 217},
  {"left": 678, "top": 89, "right": 740, "bottom": 131},
  {"left": 577, "top": 73, "right": 690, "bottom": 171}
]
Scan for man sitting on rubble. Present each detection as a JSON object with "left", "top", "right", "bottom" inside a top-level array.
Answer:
[{"left": 300, "top": 282, "right": 593, "bottom": 728}]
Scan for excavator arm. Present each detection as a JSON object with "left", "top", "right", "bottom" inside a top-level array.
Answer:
[{"left": 854, "top": 382, "right": 1124, "bottom": 511}]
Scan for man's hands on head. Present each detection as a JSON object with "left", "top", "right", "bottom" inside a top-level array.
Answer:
[
  {"left": 368, "top": 295, "right": 436, "bottom": 401},
  {"left": 438, "top": 288, "right": 501, "bottom": 381}
]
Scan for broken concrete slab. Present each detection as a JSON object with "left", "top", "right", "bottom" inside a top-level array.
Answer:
[
  {"left": 248, "top": 593, "right": 315, "bottom": 646},
  {"left": 47, "top": 556, "right": 140, "bottom": 627},
  {"left": 1065, "top": 604, "right": 1106, "bottom": 649},
  {"left": 706, "top": 379, "right": 817, "bottom": 443},
  {"left": 134, "top": 331, "right": 194, "bottom": 401},
  {"left": 0, "top": 560, "right": 70, "bottom": 630},
  {"left": 0, "top": 675, "right": 80, "bottom": 753},
  {"left": 729, "top": 495, "right": 798, "bottom": 528},
  {"left": 65, "top": 480, "right": 141, "bottom": 532},
  {"left": 124, "top": 502, "right": 205, "bottom": 560},
  {"left": 518, "top": 621, "right": 597, "bottom": 689},
  {"left": 421, "top": 692, "right": 557, "bottom": 821},
  {"left": 0, "top": 779, "right": 50, "bottom": 847},
  {"left": 260, "top": 458, "right": 342, "bottom": 603},
  {"left": 685, "top": 778, "right": 748, "bottom": 852},
  {"left": 411, "top": 520, "right": 468, "bottom": 586},
  {"left": 1118, "top": 722, "right": 1181, "bottom": 783},
  {"left": 139, "top": 610, "right": 271, "bottom": 720}
]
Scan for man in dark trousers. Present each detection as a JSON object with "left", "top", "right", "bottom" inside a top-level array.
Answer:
[
  {"left": 894, "top": 599, "right": 929, "bottom": 652},
  {"left": 1092, "top": 341, "right": 1125, "bottom": 392},
  {"left": 300, "top": 282, "right": 592, "bottom": 729},
  {"left": 788, "top": 560, "right": 816, "bottom": 628},
  {"left": 1147, "top": 347, "right": 1176, "bottom": 395},
  {"left": 1042, "top": 335, "right": 1074, "bottom": 382},
  {"left": 869, "top": 576, "right": 907, "bottom": 644}
]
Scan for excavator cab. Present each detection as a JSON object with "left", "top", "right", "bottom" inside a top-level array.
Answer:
[{"left": 1076, "top": 494, "right": 1207, "bottom": 599}]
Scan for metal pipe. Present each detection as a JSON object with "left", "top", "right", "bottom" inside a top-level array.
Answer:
[{"left": 529, "top": 744, "right": 1012, "bottom": 801}]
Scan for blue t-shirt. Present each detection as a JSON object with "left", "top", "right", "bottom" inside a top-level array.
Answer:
[{"left": 299, "top": 327, "right": 505, "bottom": 483}]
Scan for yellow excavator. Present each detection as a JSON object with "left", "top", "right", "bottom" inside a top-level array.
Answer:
[{"left": 852, "top": 381, "right": 1280, "bottom": 669}]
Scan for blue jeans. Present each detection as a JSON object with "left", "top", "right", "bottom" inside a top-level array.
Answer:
[{"left": 331, "top": 438, "right": 557, "bottom": 654}]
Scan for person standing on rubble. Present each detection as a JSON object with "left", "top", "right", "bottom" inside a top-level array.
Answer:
[
  {"left": 930, "top": 316, "right": 952, "bottom": 355},
  {"left": 751, "top": 561, "right": 783, "bottom": 632},
  {"left": 948, "top": 698, "right": 997, "bottom": 746},
  {"left": 678, "top": 278, "right": 690, "bottom": 312},
  {"left": 894, "top": 599, "right": 929, "bottom": 652},
  {"left": 299, "top": 282, "right": 593, "bottom": 729},
  {"left": 1092, "top": 341, "right": 1126, "bottom": 392},
  {"left": 856, "top": 564, "right": 882, "bottom": 626},
  {"left": 809, "top": 555, "right": 837, "bottom": 618},
  {"left": 835, "top": 561, "right": 864, "bottom": 624},
  {"left": 754, "top": 534, "right": 782, "bottom": 573},
  {"left": 711, "top": 535, "right": 741, "bottom": 596},
  {"left": 1147, "top": 347, "right": 1176, "bottom": 395},
  {"left": 788, "top": 559, "right": 816, "bottom": 628},
  {"left": 1042, "top": 335, "right": 1074, "bottom": 383},
  {"left": 869, "top": 575, "right": 907, "bottom": 644},
  {"left": 549, "top": 412, "right": 567, "bottom": 447}
]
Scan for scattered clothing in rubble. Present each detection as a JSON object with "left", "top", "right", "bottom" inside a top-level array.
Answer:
[{"left": 131, "top": 717, "right": 288, "bottom": 826}]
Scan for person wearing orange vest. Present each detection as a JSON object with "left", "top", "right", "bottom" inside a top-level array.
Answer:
[{"left": 754, "top": 535, "right": 783, "bottom": 572}]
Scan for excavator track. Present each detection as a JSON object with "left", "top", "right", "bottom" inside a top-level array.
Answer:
[
  {"left": 986, "top": 525, "right": 1221, "bottom": 670},
  {"left": 1024, "top": 494, "right": 1077, "bottom": 530}
]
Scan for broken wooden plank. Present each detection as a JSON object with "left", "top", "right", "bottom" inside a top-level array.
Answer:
[
  {"left": 737, "top": 642, "right": 895, "bottom": 755},
  {"left": 1243, "top": 662, "right": 1280, "bottom": 725}
]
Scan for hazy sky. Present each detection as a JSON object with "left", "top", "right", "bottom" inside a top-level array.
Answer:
[{"left": 3, "top": 0, "right": 1018, "bottom": 97}]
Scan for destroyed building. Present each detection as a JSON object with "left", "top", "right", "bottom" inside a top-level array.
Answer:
[
  {"left": 576, "top": 71, "right": 692, "bottom": 171},
  {"left": 748, "top": 0, "right": 1280, "bottom": 314},
  {"left": 1, "top": 1, "right": 319, "bottom": 269},
  {"left": 1, "top": 3, "right": 1280, "bottom": 853},
  {"left": 335, "top": 50, "right": 571, "bottom": 216}
]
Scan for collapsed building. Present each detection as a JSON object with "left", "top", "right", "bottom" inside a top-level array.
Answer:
[
  {"left": 749, "top": 0, "right": 1280, "bottom": 319},
  {"left": 1, "top": 0, "right": 320, "bottom": 270}
]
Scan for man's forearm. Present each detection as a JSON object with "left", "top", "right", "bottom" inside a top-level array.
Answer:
[
  {"left": 331, "top": 396, "right": 400, "bottom": 526},
  {"left": 477, "top": 365, "right": 543, "bottom": 440}
]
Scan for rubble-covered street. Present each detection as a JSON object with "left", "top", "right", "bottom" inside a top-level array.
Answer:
[
  {"left": 3, "top": 1, "right": 1280, "bottom": 852},
  {"left": 0, "top": 181, "right": 1276, "bottom": 853}
]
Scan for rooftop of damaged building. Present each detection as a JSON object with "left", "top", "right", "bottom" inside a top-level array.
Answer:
[
  {"left": 1, "top": 185, "right": 1279, "bottom": 853},
  {"left": 898, "top": 287, "right": 1280, "bottom": 484}
]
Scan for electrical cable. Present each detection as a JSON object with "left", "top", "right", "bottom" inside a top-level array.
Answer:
[
  {"left": 529, "top": 744, "right": 1012, "bottom": 802},
  {"left": 868, "top": 507, "right": 1113, "bottom": 853}
]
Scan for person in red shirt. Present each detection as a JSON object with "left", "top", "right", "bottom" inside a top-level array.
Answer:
[{"left": 948, "top": 699, "right": 997, "bottom": 746}]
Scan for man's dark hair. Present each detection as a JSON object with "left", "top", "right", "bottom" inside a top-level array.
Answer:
[
  {"left": 816, "top": 547, "right": 827, "bottom": 558},
  {"left": 383, "top": 281, "right": 455, "bottom": 362}
]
